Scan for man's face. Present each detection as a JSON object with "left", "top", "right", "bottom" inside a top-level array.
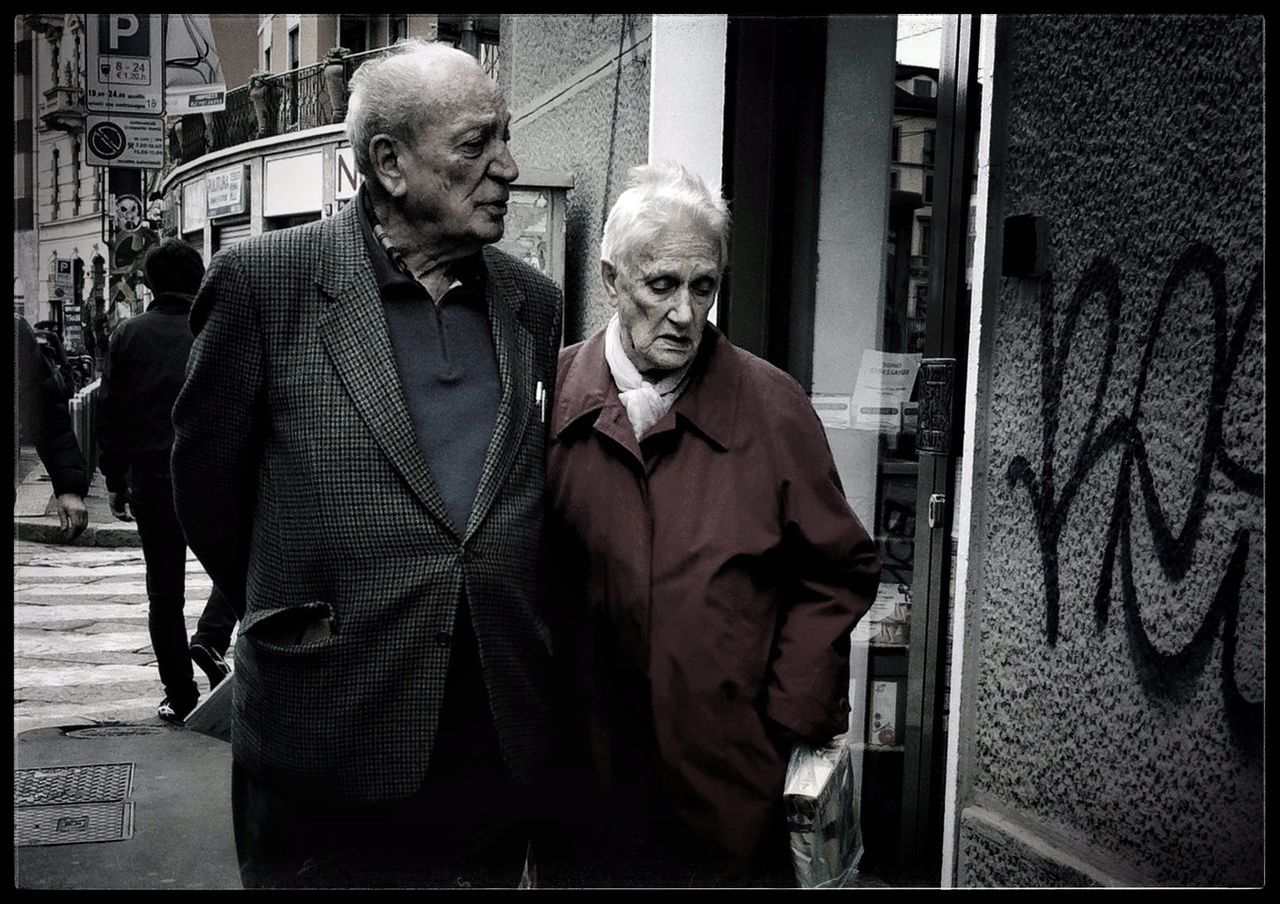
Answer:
[
  {"left": 396, "top": 66, "right": 518, "bottom": 249},
  {"left": 604, "top": 217, "right": 721, "bottom": 375}
]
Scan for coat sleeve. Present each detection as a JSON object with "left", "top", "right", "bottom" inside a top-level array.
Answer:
[
  {"left": 762, "top": 386, "right": 882, "bottom": 744},
  {"left": 15, "top": 315, "right": 89, "bottom": 498},
  {"left": 170, "top": 248, "right": 265, "bottom": 620}
]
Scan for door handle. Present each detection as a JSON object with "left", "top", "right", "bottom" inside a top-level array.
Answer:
[{"left": 928, "top": 493, "right": 946, "bottom": 529}]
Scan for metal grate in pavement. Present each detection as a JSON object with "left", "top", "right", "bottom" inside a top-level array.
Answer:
[
  {"left": 15, "top": 801, "right": 135, "bottom": 846},
  {"left": 14, "top": 763, "right": 134, "bottom": 806}
]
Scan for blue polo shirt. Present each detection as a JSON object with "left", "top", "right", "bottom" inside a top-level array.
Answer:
[{"left": 356, "top": 189, "right": 501, "bottom": 536}]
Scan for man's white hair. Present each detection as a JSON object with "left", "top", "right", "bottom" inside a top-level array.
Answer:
[
  {"left": 345, "top": 38, "right": 490, "bottom": 179},
  {"left": 600, "top": 163, "right": 731, "bottom": 275}
]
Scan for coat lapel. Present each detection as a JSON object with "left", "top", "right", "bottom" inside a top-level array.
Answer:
[
  {"left": 464, "top": 248, "right": 535, "bottom": 540},
  {"left": 315, "top": 205, "right": 457, "bottom": 537}
]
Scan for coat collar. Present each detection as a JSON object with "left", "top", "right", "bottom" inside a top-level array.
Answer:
[
  {"left": 315, "top": 201, "right": 532, "bottom": 541},
  {"left": 552, "top": 322, "right": 738, "bottom": 453}
]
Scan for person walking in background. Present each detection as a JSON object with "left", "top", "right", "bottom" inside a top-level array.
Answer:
[
  {"left": 171, "top": 39, "right": 563, "bottom": 888},
  {"left": 14, "top": 313, "right": 89, "bottom": 541},
  {"left": 96, "top": 238, "right": 238, "bottom": 723},
  {"left": 542, "top": 164, "right": 881, "bottom": 887}
]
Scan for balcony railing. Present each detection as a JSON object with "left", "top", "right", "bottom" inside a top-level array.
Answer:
[{"left": 169, "top": 40, "right": 500, "bottom": 167}]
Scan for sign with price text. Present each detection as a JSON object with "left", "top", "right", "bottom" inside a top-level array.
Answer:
[{"left": 87, "top": 14, "right": 165, "bottom": 115}]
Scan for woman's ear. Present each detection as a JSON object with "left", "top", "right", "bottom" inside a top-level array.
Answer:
[{"left": 600, "top": 260, "right": 620, "bottom": 307}]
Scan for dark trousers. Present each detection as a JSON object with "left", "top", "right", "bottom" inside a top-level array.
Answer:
[
  {"left": 129, "top": 471, "right": 197, "bottom": 707},
  {"left": 192, "top": 584, "right": 237, "bottom": 656},
  {"left": 231, "top": 600, "right": 529, "bottom": 888}
]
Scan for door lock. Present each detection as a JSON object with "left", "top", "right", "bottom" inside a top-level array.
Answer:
[{"left": 928, "top": 493, "right": 946, "bottom": 529}]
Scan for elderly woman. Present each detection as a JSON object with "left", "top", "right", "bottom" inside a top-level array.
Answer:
[{"left": 543, "top": 164, "right": 881, "bottom": 887}]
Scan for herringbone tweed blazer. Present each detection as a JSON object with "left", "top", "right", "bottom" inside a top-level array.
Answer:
[{"left": 171, "top": 201, "right": 563, "bottom": 803}]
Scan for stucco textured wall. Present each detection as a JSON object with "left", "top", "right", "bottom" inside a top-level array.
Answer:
[
  {"left": 961, "top": 14, "right": 1264, "bottom": 887},
  {"left": 501, "top": 14, "right": 650, "bottom": 343}
]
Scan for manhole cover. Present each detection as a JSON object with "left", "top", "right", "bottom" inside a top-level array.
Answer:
[
  {"left": 64, "top": 725, "right": 167, "bottom": 739},
  {"left": 14, "top": 763, "right": 134, "bottom": 806},
  {"left": 15, "top": 801, "right": 135, "bottom": 846}
]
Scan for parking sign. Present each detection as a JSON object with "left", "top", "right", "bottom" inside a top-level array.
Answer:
[{"left": 87, "top": 14, "right": 165, "bottom": 115}]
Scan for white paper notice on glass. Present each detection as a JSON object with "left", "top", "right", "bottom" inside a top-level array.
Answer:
[
  {"left": 852, "top": 350, "right": 921, "bottom": 431},
  {"left": 810, "top": 394, "right": 853, "bottom": 430}
]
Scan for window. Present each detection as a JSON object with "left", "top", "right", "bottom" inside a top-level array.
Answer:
[
  {"left": 50, "top": 148, "right": 60, "bottom": 221},
  {"left": 924, "top": 174, "right": 934, "bottom": 204},
  {"left": 340, "top": 16, "right": 369, "bottom": 54},
  {"left": 923, "top": 129, "right": 936, "bottom": 167},
  {"left": 918, "top": 218, "right": 933, "bottom": 258},
  {"left": 71, "top": 139, "right": 81, "bottom": 216},
  {"left": 51, "top": 37, "right": 60, "bottom": 85},
  {"left": 912, "top": 77, "right": 933, "bottom": 98},
  {"left": 94, "top": 169, "right": 104, "bottom": 213},
  {"left": 287, "top": 26, "right": 300, "bottom": 126},
  {"left": 891, "top": 126, "right": 902, "bottom": 162},
  {"left": 890, "top": 170, "right": 900, "bottom": 191},
  {"left": 390, "top": 15, "right": 408, "bottom": 43},
  {"left": 260, "top": 14, "right": 273, "bottom": 71}
]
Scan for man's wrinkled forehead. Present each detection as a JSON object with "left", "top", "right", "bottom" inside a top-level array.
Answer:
[{"left": 418, "top": 61, "right": 506, "bottom": 126}]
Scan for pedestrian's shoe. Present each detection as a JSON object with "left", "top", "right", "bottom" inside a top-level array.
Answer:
[
  {"left": 157, "top": 695, "right": 197, "bottom": 725},
  {"left": 190, "top": 641, "right": 232, "bottom": 689}
]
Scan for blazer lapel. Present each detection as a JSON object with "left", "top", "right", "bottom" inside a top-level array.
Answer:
[
  {"left": 315, "top": 207, "right": 457, "bottom": 538},
  {"left": 465, "top": 249, "right": 535, "bottom": 541}
]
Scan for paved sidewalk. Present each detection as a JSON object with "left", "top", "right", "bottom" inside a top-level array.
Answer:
[
  {"left": 15, "top": 445, "right": 240, "bottom": 889},
  {"left": 14, "top": 716, "right": 239, "bottom": 889}
]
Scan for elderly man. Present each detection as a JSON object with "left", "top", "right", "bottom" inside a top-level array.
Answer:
[
  {"left": 171, "top": 40, "right": 563, "bottom": 888},
  {"left": 544, "top": 164, "right": 881, "bottom": 887}
]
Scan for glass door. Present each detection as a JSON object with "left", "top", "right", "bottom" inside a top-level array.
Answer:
[{"left": 720, "top": 12, "right": 981, "bottom": 886}]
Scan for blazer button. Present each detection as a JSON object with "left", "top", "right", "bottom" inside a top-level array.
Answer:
[{"left": 434, "top": 631, "right": 451, "bottom": 648}]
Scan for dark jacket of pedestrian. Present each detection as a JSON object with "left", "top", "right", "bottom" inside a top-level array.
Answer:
[
  {"left": 96, "top": 291, "right": 195, "bottom": 491},
  {"left": 546, "top": 322, "right": 882, "bottom": 884},
  {"left": 15, "top": 314, "right": 89, "bottom": 499}
]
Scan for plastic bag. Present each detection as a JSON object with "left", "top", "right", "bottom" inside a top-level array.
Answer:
[{"left": 784, "top": 736, "right": 862, "bottom": 888}]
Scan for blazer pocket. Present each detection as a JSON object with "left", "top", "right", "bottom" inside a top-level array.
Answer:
[{"left": 244, "top": 601, "right": 337, "bottom": 649}]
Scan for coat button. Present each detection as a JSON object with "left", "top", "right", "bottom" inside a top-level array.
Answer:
[{"left": 434, "top": 631, "right": 451, "bottom": 647}]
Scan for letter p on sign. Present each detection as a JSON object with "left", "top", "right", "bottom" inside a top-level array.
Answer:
[{"left": 101, "top": 14, "right": 148, "bottom": 55}]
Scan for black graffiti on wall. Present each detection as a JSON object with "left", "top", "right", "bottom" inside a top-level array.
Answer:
[{"left": 1006, "top": 243, "right": 1263, "bottom": 747}]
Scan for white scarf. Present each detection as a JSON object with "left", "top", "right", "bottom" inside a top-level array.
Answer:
[{"left": 604, "top": 314, "right": 693, "bottom": 440}]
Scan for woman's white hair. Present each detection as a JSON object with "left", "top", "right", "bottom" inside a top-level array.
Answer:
[
  {"left": 600, "top": 163, "right": 731, "bottom": 275},
  {"left": 345, "top": 38, "right": 485, "bottom": 179}
]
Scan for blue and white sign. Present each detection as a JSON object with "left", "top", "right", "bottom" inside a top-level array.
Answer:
[{"left": 87, "top": 14, "right": 165, "bottom": 115}]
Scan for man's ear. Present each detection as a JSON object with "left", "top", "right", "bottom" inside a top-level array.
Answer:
[
  {"left": 600, "top": 260, "right": 620, "bottom": 308},
  {"left": 369, "top": 134, "right": 407, "bottom": 198}
]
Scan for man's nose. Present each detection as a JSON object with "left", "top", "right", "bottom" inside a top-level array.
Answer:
[{"left": 489, "top": 141, "right": 519, "bottom": 184}]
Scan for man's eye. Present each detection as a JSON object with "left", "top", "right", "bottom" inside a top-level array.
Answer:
[
  {"left": 648, "top": 279, "right": 676, "bottom": 293},
  {"left": 691, "top": 279, "right": 717, "bottom": 296}
]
